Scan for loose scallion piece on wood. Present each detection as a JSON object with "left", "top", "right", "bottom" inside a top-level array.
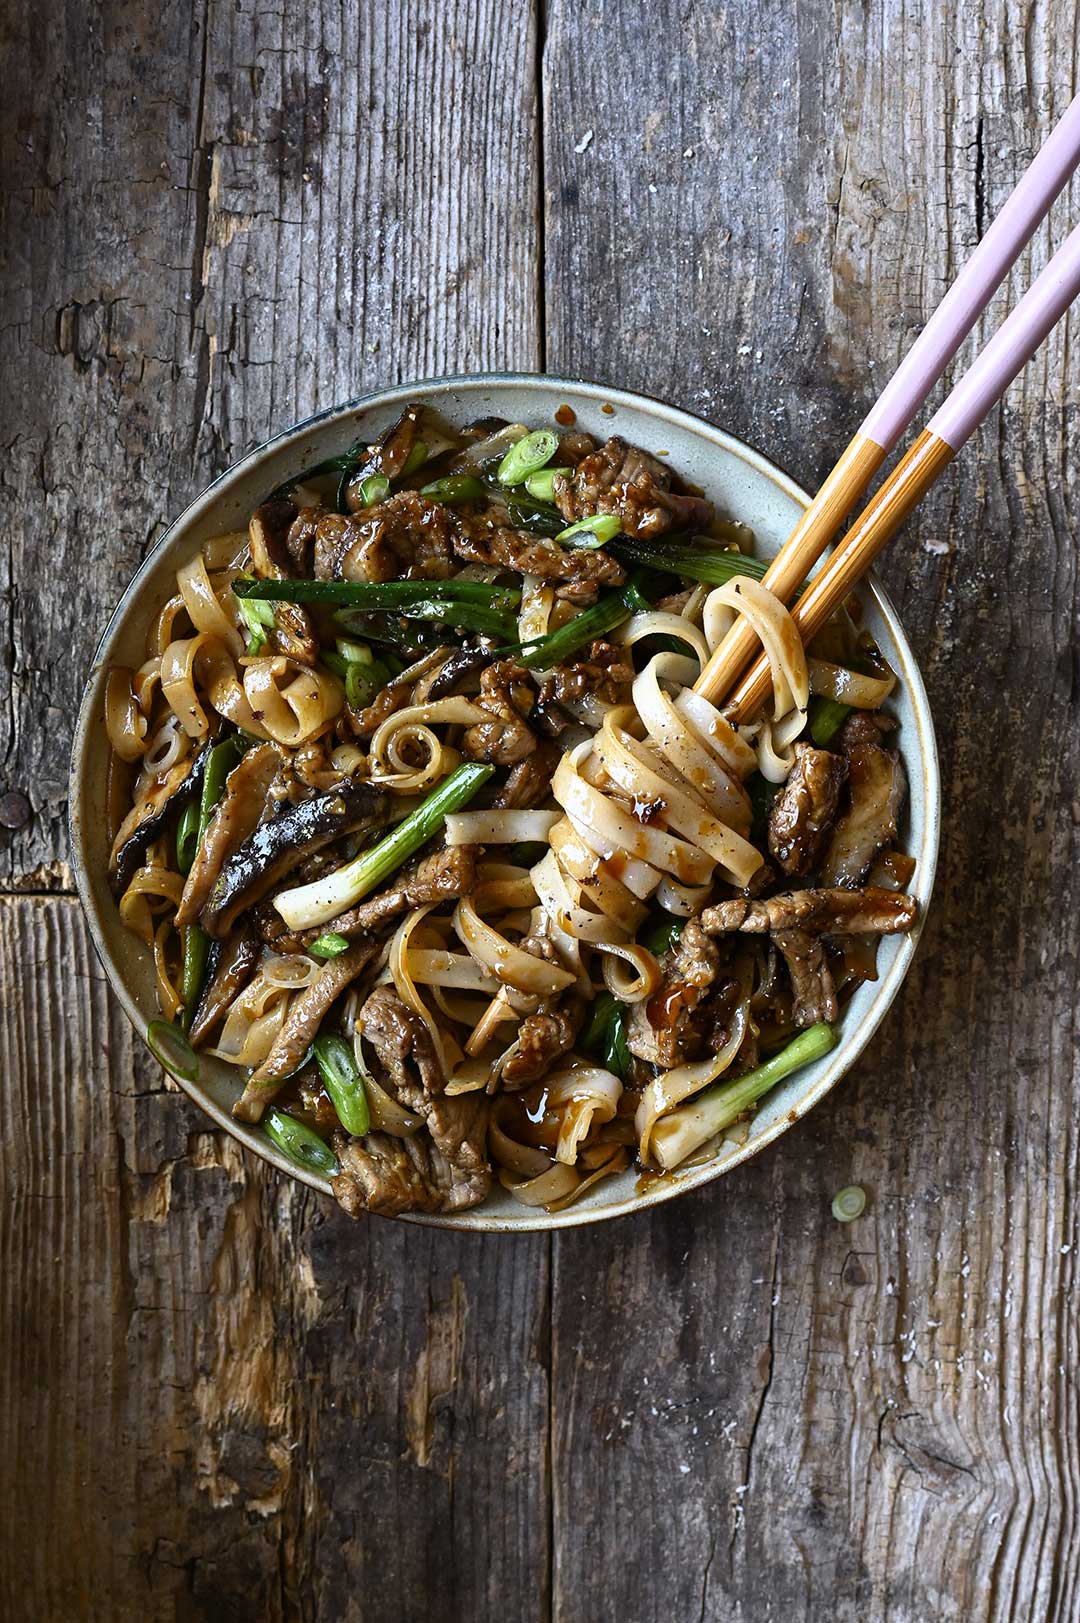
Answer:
[
  {"left": 233, "top": 577, "right": 519, "bottom": 610},
  {"left": 808, "top": 696, "right": 852, "bottom": 747},
  {"left": 523, "top": 466, "right": 570, "bottom": 502},
  {"left": 831, "top": 1185, "right": 866, "bottom": 1222},
  {"left": 650, "top": 1023, "right": 837, "bottom": 1171},
  {"left": 556, "top": 513, "right": 623, "bottom": 549},
  {"left": 264, "top": 1108, "right": 340, "bottom": 1177},
  {"left": 146, "top": 1019, "right": 200, "bottom": 1082},
  {"left": 420, "top": 474, "right": 489, "bottom": 504},
  {"left": 273, "top": 761, "right": 496, "bottom": 930},
  {"left": 313, "top": 1035, "right": 371, "bottom": 1137},
  {"left": 308, "top": 932, "right": 351, "bottom": 959},
  {"left": 610, "top": 535, "right": 772, "bottom": 586},
  {"left": 497, "top": 428, "right": 559, "bottom": 486},
  {"left": 175, "top": 800, "right": 201, "bottom": 875}
]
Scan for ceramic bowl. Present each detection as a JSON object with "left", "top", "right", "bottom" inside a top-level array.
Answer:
[{"left": 70, "top": 374, "right": 939, "bottom": 1230}]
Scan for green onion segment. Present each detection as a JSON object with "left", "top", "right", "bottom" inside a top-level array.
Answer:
[
  {"left": 264, "top": 1108, "right": 339, "bottom": 1177},
  {"left": 831, "top": 1185, "right": 867, "bottom": 1222},
  {"left": 273, "top": 761, "right": 495, "bottom": 931},
  {"left": 497, "top": 429, "right": 559, "bottom": 486},
  {"left": 313, "top": 1035, "right": 371, "bottom": 1137},
  {"left": 146, "top": 1019, "right": 200, "bottom": 1082},
  {"left": 556, "top": 513, "right": 623, "bottom": 549},
  {"left": 308, "top": 932, "right": 351, "bottom": 959}
]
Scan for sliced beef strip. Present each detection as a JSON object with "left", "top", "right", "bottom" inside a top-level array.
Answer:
[
  {"left": 175, "top": 743, "right": 280, "bottom": 926},
  {"left": 188, "top": 930, "right": 261, "bottom": 1047},
  {"left": 341, "top": 646, "right": 453, "bottom": 739},
  {"left": 491, "top": 742, "right": 561, "bottom": 809},
  {"left": 358, "top": 984, "right": 445, "bottom": 1103},
  {"left": 535, "top": 640, "right": 634, "bottom": 709},
  {"left": 284, "top": 504, "right": 323, "bottom": 575},
  {"left": 331, "top": 1090, "right": 492, "bottom": 1217},
  {"left": 248, "top": 499, "right": 319, "bottom": 665},
  {"left": 767, "top": 742, "right": 847, "bottom": 878},
  {"left": 313, "top": 491, "right": 453, "bottom": 582},
  {"left": 552, "top": 436, "right": 713, "bottom": 539},
  {"left": 836, "top": 708, "right": 896, "bottom": 754},
  {"left": 109, "top": 746, "right": 209, "bottom": 896},
  {"left": 298, "top": 843, "right": 478, "bottom": 944},
  {"left": 501, "top": 1002, "right": 583, "bottom": 1088},
  {"left": 626, "top": 920, "right": 720, "bottom": 1069},
  {"left": 772, "top": 928, "right": 838, "bottom": 1028},
  {"left": 452, "top": 507, "right": 625, "bottom": 604},
  {"left": 461, "top": 660, "right": 538, "bottom": 766},
  {"left": 701, "top": 886, "right": 917, "bottom": 937},
  {"left": 233, "top": 936, "right": 379, "bottom": 1122},
  {"left": 202, "top": 779, "right": 387, "bottom": 937},
  {"left": 817, "top": 744, "right": 907, "bottom": 887}
]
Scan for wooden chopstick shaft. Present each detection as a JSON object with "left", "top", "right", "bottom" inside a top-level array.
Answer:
[
  {"left": 725, "top": 429, "right": 955, "bottom": 723},
  {"left": 693, "top": 432, "right": 884, "bottom": 706}
]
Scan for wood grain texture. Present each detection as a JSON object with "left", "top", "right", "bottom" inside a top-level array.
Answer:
[
  {"left": 4, "top": 0, "right": 1080, "bottom": 1619},
  {"left": 2, "top": 2, "right": 548, "bottom": 1620},
  {"left": 544, "top": 1, "right": 1080, "bottom": 1618}
]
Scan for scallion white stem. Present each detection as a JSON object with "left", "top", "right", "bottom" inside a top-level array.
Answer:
[
  {"left": 651, "top": 1023, "right": 836, "bottom": 1172},
  {"left": 273, "top": 762, "right": 495, "bottom": 931}
]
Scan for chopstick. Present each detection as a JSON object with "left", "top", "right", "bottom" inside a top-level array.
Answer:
[
  {"left": 693, "top": 92, "right": 1080, "bottom": 707},
  {"left": 725, "top": 215, "right": 1080, "bottom": 721}
]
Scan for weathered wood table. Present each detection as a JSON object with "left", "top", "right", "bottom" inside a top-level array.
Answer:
[{"left": 3, "top": 3, "right": 1078, "bottom": 1618}]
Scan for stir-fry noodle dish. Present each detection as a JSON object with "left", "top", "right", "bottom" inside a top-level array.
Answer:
[{"left": 104, "top": 406, "right": 918, "bottom": 1217}]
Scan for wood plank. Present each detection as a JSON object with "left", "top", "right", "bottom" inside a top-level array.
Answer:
[
  {"left": 1, "top": 1, "right": 548, "bottom": 1618},
  {"left": 543, "top": 2, "right": 1080, "bottom": 1618}
]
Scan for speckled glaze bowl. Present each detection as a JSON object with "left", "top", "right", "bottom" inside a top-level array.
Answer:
[{"left": 70, "top": 375, "right": 939, "bottom": 1230}]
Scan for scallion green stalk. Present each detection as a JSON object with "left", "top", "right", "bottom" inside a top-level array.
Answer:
[
  {"left": 420, "top": 474, "right": 488, "bottom": 504},
  {"left": 313, "top": 1035, "right": 371, "bottom": 1137},
  {"left": 273, "top": 762, "right": 495, "bottom": 930},
  {"left": 233, "top": 577, "right": 518, "bottom": 610},
  {"left": 808, "top": 696, "right": 852, "bottom": 747},
  {"left": 497, "top": 429, "right": 559, "bottom": 486},
  {"left": 651, "top": 1023, "right": 836, "bottom": 1171},
  {"left": 146, "top": 1019, "right": 200, "bottom": 1082},
  {"left": 264, "top": 1108, "right": 339, "bottom": 1177},
  {"left": 308, "top": 932, "right": 351, "bottom": 959},
  {"left": 524, "top": 466, "right": 570, "bottom": 502},
  {"left": 556, "top": 513, "right": 623, "bottom": 548},
  {"left": 610, "top": 535, "right": 772, "bottom": 586}
]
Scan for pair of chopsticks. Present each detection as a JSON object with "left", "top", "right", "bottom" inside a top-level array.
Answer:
[{"left": 695, "top": 94, "right": 1080, "bottom": 719}]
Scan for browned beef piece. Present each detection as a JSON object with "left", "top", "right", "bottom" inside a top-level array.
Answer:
[
  {"left": 818, "top": 745, "right": 907, "bottom": 887},
  {"left": 340, "top": 647, "right": 454, "bottom": 739},
  {"left": 331, "top": 1089, "right": 492, "bottom": 1217},
  {"left": 248, "top": 499, "right": 319, "bottom": 665},
  {"left": 556, "top": 431, "right": 597, "bottom": 463},
  {"left": 188, "top": 930, "right": 260, "bottom": 1047},
  {"left": 767, "top": 742, "right": 847, "bottom": 878},
  {"left": 836, "top": 708, "right": 897, "bottom": 753},
  {"left": 772, "top": 929, "right": 838, "bottom": 1028},
  {"left": 452, "top": 507, "right": 625, "bottom": 604},
  {"left": 358, "top": 984, "right": 445, "bottom": 1103},
  {"left": 626, "top": 920, "right": 720, "bottom": 1069},
  {"left": 502, "top": 1002, "right": 583, "bottom": 1087},
  {"left": 313, "top": 491, "right": 454, "bottom": 582},
  {"left": 462, "top": 660, "right": 538, "bottom": 766},
  {"left": 535, "top": 640, "right": 635, "bottom": 709},
  {"left": 284, "top": 504, "right": 322, "bottom": 574},
  {"left": 302, "top": 844, "right": 478, "bottom": 943},
  {"left": 233, "top": 937, "right": 379, "bottom": 1122},
  {"left": 491, "top": 742, "right": 561, "bottom": 809},
  {"left": 701, "top": 887, "right": 917, "bottom": 937},
  {"left": 175, "top": 744, "right": 280, "bottom": 926},
  {"left": 552, "top": 436, "right": 713, "bottom": 539}
]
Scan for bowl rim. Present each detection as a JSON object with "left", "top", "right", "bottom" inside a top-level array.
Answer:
[{"left": 69, "top": 370, "right": 940, "bottom": 1231}]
